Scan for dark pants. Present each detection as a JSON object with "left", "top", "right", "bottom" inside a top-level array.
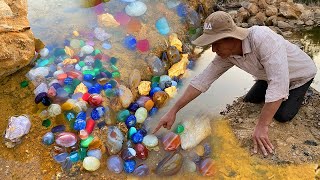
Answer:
[{"left": 243, "top": 79, "right": 313, "bottom": 122}]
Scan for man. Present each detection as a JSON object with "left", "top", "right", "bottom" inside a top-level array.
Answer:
[{"left": 153, "top": 11, "right": 317, "bottom": 156}]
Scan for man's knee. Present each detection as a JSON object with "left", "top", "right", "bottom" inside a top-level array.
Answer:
[{"left": 274, "top": 111, "right": 294, "bottom": 123}]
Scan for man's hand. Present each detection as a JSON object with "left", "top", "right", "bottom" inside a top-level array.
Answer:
[
  {"left": 153, "top": 110, "right": 177, "bottom": 134},
  {"left": 252, "top": 123, "right": 274, "bottom": 156}
]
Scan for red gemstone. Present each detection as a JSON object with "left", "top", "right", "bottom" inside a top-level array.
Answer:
[
  {"left": 82, "top": 93, "right": 90, "bottom": 101},
  {"left": 162, "top": 132, "right": 181, "bottom": 151},
  {"left": 88, "top": 94, "right": 103, "bottom": 106},
  {"left": 85, "top": 119, "right": 95, "bottom": 134},
  {"left": 135, "top": 143, "right": 148, "bottom": 160},
  {"left": 199, "top": 158, "right": 216, "bottom": 176},
  {"left": 137, "top": 39, "right": 150, "bottom": 52}
]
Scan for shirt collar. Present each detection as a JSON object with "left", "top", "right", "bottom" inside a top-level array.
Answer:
[{"left": 242, "top": 37, "right": 252, "bottom": 55}]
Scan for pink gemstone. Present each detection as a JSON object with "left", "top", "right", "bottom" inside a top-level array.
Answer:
[
  {"left": 162, "top": 132, "right": 181, "bottom": 151},
  {"left": 137, "top": 39, "right": 150, "bottom": 52},
  {"left": 48, "top": 86, "right": 57, "bottom": 98},
  {"left": 115, "top": 12, "right": 131, "bottom": 26},
  {"left": 86, "top": 40, "right": 95, "bottom": 46},
  {"left": 199, "top": 158, "right": 216, "bottom": 176},
  {"left": 55, "top": 132, "right": 78, "bottom": 147}
]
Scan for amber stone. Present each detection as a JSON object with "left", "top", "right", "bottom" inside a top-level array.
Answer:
[
  {"left": 144, "top": 100, "right": 154, "bottom": 111},
  {"left": 135, "top": 143, "right": 148, "bottom": 160},
  {"left": 152, "top": 91, "right": 169, "bottom": 108},
  {"left": 199, "top": 158, "right": 216, "bottom": 176},
  {"left": 162, "top": 132, "right": 181, "bottom": 151}
]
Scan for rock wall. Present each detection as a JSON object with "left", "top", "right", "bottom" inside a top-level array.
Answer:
[
  {"left": 227, "top": 0, "right": 320, "bottom": 35},
  {"left": 0, "top": 0, "right": 35, "bottom": 80}
]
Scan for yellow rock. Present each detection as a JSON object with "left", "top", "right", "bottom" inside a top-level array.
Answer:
[
  {"left": 63, "top": 58, "right": 78, "bottom": 65},
  {"left": 168, "top": 54, "right": 189, "bottom": 78},
  {"left": 138, "top": 81, "right": 151, "bottom": 96},
  {"left": 98, "top": 13, "right": 120, "bottom": 28},
  {"left": 169, "top": 33, "right": 182, "bottom": 52},
  {"left": 74, "top": 83, "right": 88, "bottom": 94},
  {"left": 61, "top": 101, "right": 74, "bottom": 111},
  {"left": 194, "top": 145, "right": 205, "bottom": 156},
  {"left": 73, "top": 31, "right": 80, "bottom": 37},
  {"left": 164, "top": 86, "right": 177, "bottom": 98},
  {"left": 65, "top": 46, "right": 74, "bottom": 57}
]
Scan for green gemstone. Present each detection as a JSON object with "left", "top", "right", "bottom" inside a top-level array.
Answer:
[
  {"left": 20, "top": 80, "right": 29, "bottom": 88},
  {"left": 94, "top": 60, "right": 103, "bottom": 69},
  {"left": 72, "top": 79, "right": 81, "bottom": 87},
  {"left": 81, "top": 135, "right": 94, "bottom": 147},
  {"left": 42, "top": 119, "right": 51, "bottom": 127},
  {"left": 94, "top": 49, "right": 101, "bottom": 55},
  {"left": 151, "top": 76, "right": 160, "bottom": 83},
  {"left": 127, "top": 127, "right": 137, "bottom": 139},
  {"left": 112, "top": 71, "right": 121, "bottom": 78},
  {"left": 105, "top": 89, "right": 115, "bottom": 97},
  {"left": 111, "top": 64, "right": 119, "bottom": 71},
  {"left": 79, "top": 40, "right": 85, "bottom": 47},
  {"left": 109, "top": 80, "right": 117, "bottom": 88},
  {"left": 64, "top": 85, "right": 74, "bottom": 94},
  {"left": 78, "top": 61, "right": 85, "bottom": 67},
  {"left": 79, "top": 147, "right": 87, "bottom": 160},
  {"left": 82, "top": 70, "right": 95, "bottom": 76},
  {"left": 176, "top": 124, "right": 184, "bottom": 134},
  {"left": 93, "top": 68, "right": 100, "bottom": 76},
  {"left": 117, "top": 110, "right": 130, "bottom": 122}
]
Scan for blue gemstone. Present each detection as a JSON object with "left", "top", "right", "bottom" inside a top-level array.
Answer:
[
  {"left": 51, "top": 125, "right": 66, "bottom": 133},
  {"left": 42, "top": 132, "right": 54, "bottom": 145},
  {"left": 149, "top": 87, "right": 162, "bottom": 97},
  {"left": 103, "top": 83, "right": 113, "bottom": 90},
  {"left": 88, "top": 86, "right": 100, "bottom": 94},
  {"left": 65, "top": 111, "right": 76, "bottom": 121},
  {"left": 171, "top": 81, "right": 178, "bottom": 87},
  {"left": 74, "top": 119, "right": 86, "bottom": 130},
  {"left": 41, "top": 96, "right": 51, "bottom": 106},
  {"left": 82, "top": 81, "right": 93, "bottom": 89},
  {"left": 83, "top": 74, "right": 94, "bottom": 81},
  {"left": 51, "top": 83, "right": 62, "bottom": 90},
  {"left": 69, "top": 151, "right": 80, "bottom": 163},
  {"left": 176, "top": 3, "right": 188, "bottom": 17},
  {"left": 64, "top": 39, "right": 70, "bottom": 46},
  {"left": 76, "top": 112, "right": 86, "bottom": 121},
  {"left": 137, "top": 129, "right": 147, "bottom": 137},
  {"left": 131, "top": 132, "right": 144, "bottom": 144},
  {"left": 187, "top": 60, "right": 195, "bottom": 69},
  {"left": 151, "top": 82, "right": 159, "bottom": 88},
  {"left": 97, "top": 121, "right": 106, "bottom": 129},
  {"left": 35, "top": 92, "right": 48, "bottom": 104},
  {"left": 91, "top": 107, "right": 105, "bottom": 120},
  {"left": 94, "top": 83, "right": 103, "bottom": 91},
  {"left": 128, "top": 103, "right": 139, "bottom": 112},
  {"left": 125, "top": 115, "right": 137, "bottom": 128},
  {"left": 124, "top": 159, "right": 136, "bottom": 173},
  {"left": 64, "top": 77, "right": 73, "bottom": 85},
  {"left": 54, "top": 152, "right": 69, "bottom": 163},
  {"left": 149, "top": 107, "right": 158, "bottom": 116},
  {"left": 123, "top": 35, "right": 137, "bottom": 51},
  {"left": 110, "top": 57, "right": 117, "bottom": 65},
  {"left": 133, "top": 164, "right": 149, "bottom": 176}
]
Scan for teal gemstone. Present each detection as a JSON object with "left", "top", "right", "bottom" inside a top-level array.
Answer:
[
  {"left": 111, "top": 65, "right": 119, "bottom": 71},
  {"left": 112, "top": 72, "right": 121, "bottom": 78},
  {"left": 105, "top": 89, "right": 116, "bottom": 97},
  {"left": 94, "top": 60, "right": 103, "bottom": 69},
  {"left": 94, "top": 49, "right": 101, "bottom": 55},
  {"left": 127, "top": 127, "right": 137, "bottom": 139},
  {"left": 117, "top": 110, "right": 130, "bottom": 122},
  {"left": 72, "top": 79, "right": 81, "bottom": 87},
  {"left": 79, "top": 147, "right": 87, "bottom": 160},
  {"left": 176, "top": 124, "right": 184, "bottom": 134},
  {"left": 69, "top": 151, "right": 80, "bottom": 163}
]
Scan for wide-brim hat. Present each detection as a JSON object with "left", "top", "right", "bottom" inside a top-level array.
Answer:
[{"left": 192, "top": 11, "right": 249, "bottom": 46}]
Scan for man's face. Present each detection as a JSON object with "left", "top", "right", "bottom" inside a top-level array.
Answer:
[{"left": 211, "top": 38, "right": 235, "bottom": 59}]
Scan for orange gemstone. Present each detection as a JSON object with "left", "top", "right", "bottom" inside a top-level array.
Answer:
[
  {"left": 67, "top": 71, "right": 81, "bottom": 79},
  {"left": 57, "top": 73, "right": 68, "bottom": 80},
  {"left": 162, "top": 132, "right": 181, "bottom": 151},
  {"left": 199, "top": 158, "right": 216, "bottom": 176},
  {"left": 153, "top": 91, "right": 169, "bottom": 108},
  {"left": 144, "top": 100, "right": 154, "bottom": 111},
  {"left": 126, "top": 18, "right": 141, "bottom": 33}
]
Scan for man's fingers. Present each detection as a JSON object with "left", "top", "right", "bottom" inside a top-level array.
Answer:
[
  {"left": 261, "top": 138, "right": 273, "bottom": 154},
  {"left": 253, "top": 138, "right": 258, "bottom": 154},
  {"left": 153, "top": 122, "right": 164, "bottom": 134},
  {"left": 257, "top": 138, "right": 268, "bottom": 156}
]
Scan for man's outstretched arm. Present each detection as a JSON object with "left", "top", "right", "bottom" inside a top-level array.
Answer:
[{"left": 153, "top": 84, "right": 202, "bottom": 133}]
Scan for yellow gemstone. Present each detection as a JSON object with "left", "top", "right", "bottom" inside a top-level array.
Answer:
[
  {"left": 61, "top": 102, "right": 74, "bottom": 111},
  {"left": 169, "top": 33, "right": 182, "bottom": 52},
  {"left": 164, "top": 86, "right": 177, "bottom": 98},
  {"left": 98, "top": 13, "right": 120, "bottom": 28},
  {"left": 138, "top": 81, "right": 151, "bottom": 96},
  {"left": 168, "top": 54, "right": 189, "bottom": 78},
  {"left": 65, "top": 46, "right": 75, "bottom": 57},
  {"left": 63, "top": 58, "right": 78, "bottom": 65},
  {"left": 73, "top": 31, "right": 80, "bottom": 37},
  {"left": 74, "top": 83, "right": 88, "bottom": 94}
]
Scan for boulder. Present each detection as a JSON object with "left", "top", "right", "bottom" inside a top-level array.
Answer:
[
  {"left": 266, "top": 15, "right": 277, "bottom": 26},
  {"left": 279, "top": 2, "right": 302, "bottom": 19},
  {"left": 277, "top": 20, "right": 293, "bottom": 30},
  {"left": 0, "top": 0, "right": 35, "bottom": 80},
  {"left": 305, "top": 20, "right": 314, "bottom": 26},
  {"left": 299, "top": 10, "right": 314, "bottom": 22},
  {"left": 265, "top": 5, "right": 278, "bottom": 17},
  {"left": 242, "top": 2, "right": 259, "bottom": 16},
  {"left": 257, "top": 0, "right": 268, "bottom": 9},
  {"left": 236, "top": 7, "right": 250, "bottom": 24}
]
